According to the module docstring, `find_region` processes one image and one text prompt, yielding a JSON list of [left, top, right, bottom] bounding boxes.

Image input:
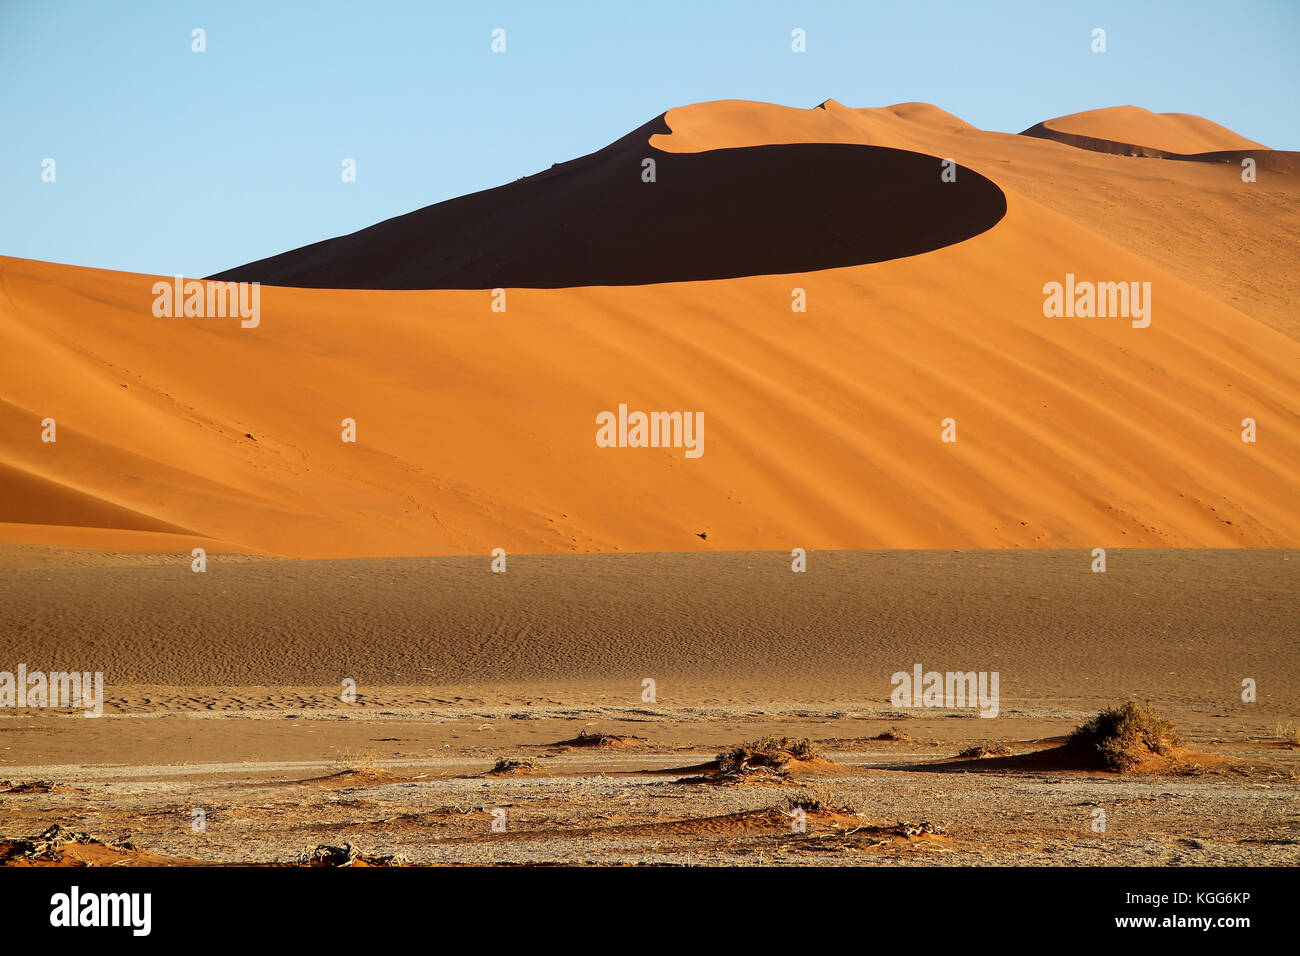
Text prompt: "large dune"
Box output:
[[1, 99, 1298, 557]]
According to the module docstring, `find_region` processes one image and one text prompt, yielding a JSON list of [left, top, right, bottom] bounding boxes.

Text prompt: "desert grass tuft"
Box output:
[[784, 787, 858, 815], [332, 748, 380, 774], [1272, 721, 1299, 747]]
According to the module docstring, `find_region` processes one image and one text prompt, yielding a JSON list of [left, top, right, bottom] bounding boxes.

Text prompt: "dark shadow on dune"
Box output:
[[210, 114, 1007, 290], [897, 744, 1108, 775], [1020, 122, 1300, 173]]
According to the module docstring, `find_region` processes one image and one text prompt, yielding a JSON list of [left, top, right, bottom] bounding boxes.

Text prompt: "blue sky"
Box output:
[[2, 0, 1296, 277]]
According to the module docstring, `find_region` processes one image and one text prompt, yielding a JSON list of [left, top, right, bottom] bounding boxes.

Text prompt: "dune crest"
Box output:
[[209, 129, 1007, 289]]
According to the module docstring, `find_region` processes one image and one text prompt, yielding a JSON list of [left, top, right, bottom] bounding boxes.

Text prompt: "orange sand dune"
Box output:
[[1025, 105, 1267, 156], [1, 99, 1298, 556], [653, 100, 1300, 337]]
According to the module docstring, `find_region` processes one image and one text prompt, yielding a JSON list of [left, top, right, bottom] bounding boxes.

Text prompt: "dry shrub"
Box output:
[[488, 757, 539, 775], [956, 744, 1011, 759], [1068, 700, 1181, 772], [716, 737, 823, 775], [874, 727, 912, 742]]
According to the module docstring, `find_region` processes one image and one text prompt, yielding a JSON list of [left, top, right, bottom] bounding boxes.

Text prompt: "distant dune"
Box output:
[[1022, 105, 1268, 157], [2, 99, 1298, 556]]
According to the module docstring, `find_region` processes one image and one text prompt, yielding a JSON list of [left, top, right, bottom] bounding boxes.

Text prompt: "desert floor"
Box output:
[[1, 546, 1295, 865]]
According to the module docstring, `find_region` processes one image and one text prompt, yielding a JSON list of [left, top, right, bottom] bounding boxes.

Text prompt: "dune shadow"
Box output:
[[897, 745, 1106, 775], [210, 115, 1007, 290]]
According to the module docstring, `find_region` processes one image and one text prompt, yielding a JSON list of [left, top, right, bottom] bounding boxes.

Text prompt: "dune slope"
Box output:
[[1, 99, 1298, 556]]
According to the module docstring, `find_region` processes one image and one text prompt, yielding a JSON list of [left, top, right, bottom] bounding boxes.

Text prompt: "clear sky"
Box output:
[[2, 0, 1296, 278]]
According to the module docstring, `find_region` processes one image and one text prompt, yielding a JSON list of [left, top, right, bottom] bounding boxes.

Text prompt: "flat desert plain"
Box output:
[[0, 546, 1296, 866], [1, 100, 1297, 865]]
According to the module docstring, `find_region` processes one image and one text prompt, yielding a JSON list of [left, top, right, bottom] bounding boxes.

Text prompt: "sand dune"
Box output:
[[1, 99, 1298, 556], [1023, 104, 1267, 156]]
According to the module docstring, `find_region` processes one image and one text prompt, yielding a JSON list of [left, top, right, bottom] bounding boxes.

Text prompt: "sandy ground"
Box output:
[[1, 547, 1296, 701], [1, 546, 1296, 865]]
